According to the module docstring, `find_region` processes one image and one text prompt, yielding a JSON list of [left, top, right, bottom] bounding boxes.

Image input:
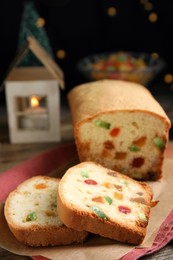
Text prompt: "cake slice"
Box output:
[[4, 176, 88, 247], [68, 79, 171, 180], [57, 161, 154, 245]]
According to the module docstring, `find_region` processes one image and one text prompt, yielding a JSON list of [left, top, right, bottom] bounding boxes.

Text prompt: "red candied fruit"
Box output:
[[110, 127, 120, 137], [104, 140, 114, 149], [118, 205, 131, 214], [132, 157, 144, 168], [84, 179, 98, 185]]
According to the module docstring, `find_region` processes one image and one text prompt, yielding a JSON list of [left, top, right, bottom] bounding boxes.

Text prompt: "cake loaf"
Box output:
[[57, 161, 154, 245], [68, 80, 171, 180], [4, 176, 88, 247]]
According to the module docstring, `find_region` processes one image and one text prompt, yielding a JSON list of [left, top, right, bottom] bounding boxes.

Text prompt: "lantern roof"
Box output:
[[2, 36, 65, 89]]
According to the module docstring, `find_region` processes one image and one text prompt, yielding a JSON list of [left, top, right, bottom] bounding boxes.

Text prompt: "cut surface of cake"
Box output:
[[4, 176, 88, 247], [68, 80, 171, 180], [57, 161, 154, 245]]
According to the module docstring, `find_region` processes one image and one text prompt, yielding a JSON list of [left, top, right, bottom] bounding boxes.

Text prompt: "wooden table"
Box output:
[[0, 100, 173, 259]]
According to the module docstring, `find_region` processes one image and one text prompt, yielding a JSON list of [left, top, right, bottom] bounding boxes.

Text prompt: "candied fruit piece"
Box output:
[[102, 182, 113, 188], [114, 192, 123, 200], [133, 136, 146, 146], [35, 183, 47, 189], [90, 205, 108, 220], [104, 140, 114, 149], [128, 145, 140, 152], [80, 170, 89, 178], [92, 196, 104, 203], [114, 184, 123, 191], [130, 197, 147, 205], [131, 171, 143, 180], [104, 195, 113, 205], [120, 178, 128, 186], [153, 137, 165, 150], [26, 212, 37, 221], [118, 205, 131, 214], [115, 152, 127, 159], [110, 127, 120, 137], [84, 179, 97, 185], [132, 157, 144, 168], [95, 119, 111, 129]]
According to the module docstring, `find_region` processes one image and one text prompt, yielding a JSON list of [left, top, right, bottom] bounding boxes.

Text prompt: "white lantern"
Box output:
[[4, 36, 64, 143]]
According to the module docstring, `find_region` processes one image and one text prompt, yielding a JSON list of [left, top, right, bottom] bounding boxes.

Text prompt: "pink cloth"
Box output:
[[0, 142, 76, 202], [0, 142, 173, 259], [121, 209, 173, 259]]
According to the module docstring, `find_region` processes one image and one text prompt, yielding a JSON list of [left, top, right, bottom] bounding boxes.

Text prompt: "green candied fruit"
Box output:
[[153, 137, 165, 150], [128, 145, 141, 152], [138, 212, 147, 222], [104, 196, 113, 205], [94, 119, 111, 129], [80, 170, 89, 178], [90, 205, 108, 220], [26, 211, 37, 222], [131, 172, 143, 180], [120, 178, 128, 186]]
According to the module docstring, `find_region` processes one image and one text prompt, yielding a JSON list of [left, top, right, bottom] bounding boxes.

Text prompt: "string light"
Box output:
[[139, 0, 158, 23], [36, 17, 45, 27], [144, 2, 153, 11], [148, 12, 158, 23], [139, 2, 172, 85], [151, 52, 159, 59], [53, 1, 171, 87], [56, 49, 66, 59], [164, 74, 173, 84], [107, 7, 117, 17]]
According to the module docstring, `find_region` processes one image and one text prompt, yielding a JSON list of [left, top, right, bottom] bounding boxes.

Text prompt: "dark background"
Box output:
[[0, 0, 173, 98]]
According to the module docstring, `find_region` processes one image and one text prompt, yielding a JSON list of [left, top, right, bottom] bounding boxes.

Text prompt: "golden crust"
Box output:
[[68, 79, 171, 128], [7, 222, 88, 247]]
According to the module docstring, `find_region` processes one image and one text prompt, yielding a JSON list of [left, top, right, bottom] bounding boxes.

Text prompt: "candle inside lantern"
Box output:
[[21, 96, 49, 130], [31, 95, 39, 108]]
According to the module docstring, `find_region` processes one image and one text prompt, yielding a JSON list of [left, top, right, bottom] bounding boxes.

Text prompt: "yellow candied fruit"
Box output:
[[92, 196, 104, 203], [114, 192, 123, 200], [45, 210, 56, 217], [35, 183, 47, 189], [115, 152, 127, 159], [133, 136, 147, 147], [102, 182, 113, 188]]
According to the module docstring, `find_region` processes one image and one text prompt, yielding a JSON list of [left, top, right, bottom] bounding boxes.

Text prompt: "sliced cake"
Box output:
[[57, 161, 154, 245], [4, 176, 88, 247]]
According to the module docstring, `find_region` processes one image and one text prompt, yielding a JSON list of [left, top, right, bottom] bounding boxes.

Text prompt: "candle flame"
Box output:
[[31, 96, 39, 108]]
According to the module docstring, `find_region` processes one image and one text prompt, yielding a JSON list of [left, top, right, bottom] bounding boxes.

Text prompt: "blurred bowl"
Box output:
[[77, 51, 166, 86]]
